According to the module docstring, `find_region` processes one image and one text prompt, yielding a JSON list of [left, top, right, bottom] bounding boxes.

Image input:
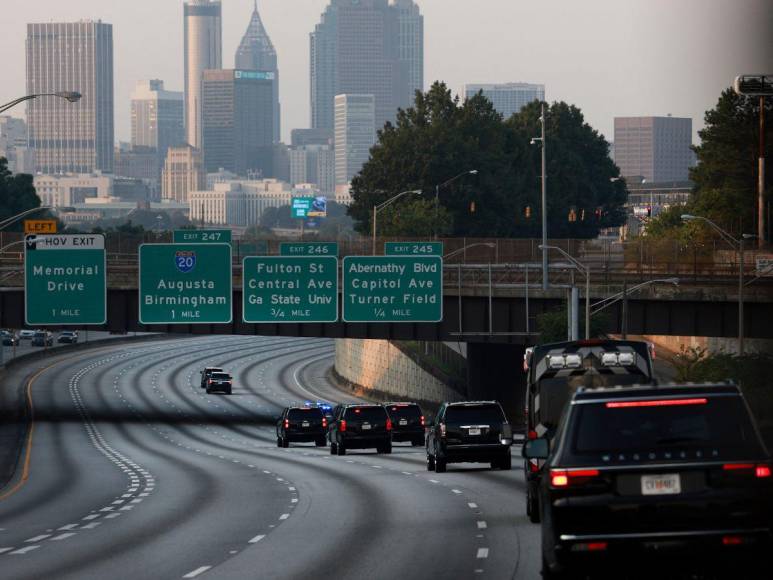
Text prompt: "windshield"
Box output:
[[566, 396, 764, 464], [210, 373, 230, 380], [386, 405, 421, 419], [445, 405, 504, 426], [288, 408, 323, 421]]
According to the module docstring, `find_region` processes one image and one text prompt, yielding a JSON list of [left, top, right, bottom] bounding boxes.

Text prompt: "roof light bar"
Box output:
[[606, 398, 708, 409]]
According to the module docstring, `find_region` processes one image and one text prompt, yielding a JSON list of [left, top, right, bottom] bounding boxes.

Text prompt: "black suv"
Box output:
[[276, 406, 327, 448], [328, 404, 392, 455], [384, 402, 425, 446], [524, 383, 772, 579], [31, 331, 53, 347], [204, 372, 232, 394], [426, 401, 513, 473], [200, 367, 223, 389]]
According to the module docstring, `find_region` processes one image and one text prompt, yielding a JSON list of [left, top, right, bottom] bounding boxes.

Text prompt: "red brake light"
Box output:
[[420, 415, 425, 427], [756, 465, 771, 478], [386, 418, 392, 431], [322, 417, 328, 428], [354, 409, 361, 414], [606, 398, 707, 408], [527, 429, 538, 440], [550, 469, 600, 488], [439, 423, 446, 437], [340, 419, 347, 432], [571, 541, 608, 552], [722, 535, 744, 546], [723, 463, 755, 471], [284, 418, 289, 429]]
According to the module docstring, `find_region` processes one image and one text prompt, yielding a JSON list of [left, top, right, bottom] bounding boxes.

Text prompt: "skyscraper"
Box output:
[[184, 0, 222, 148], [162, 145, 204, 202], [311, 0, 420, 132], [200, 69, 275, 177], [335, 94, 376, 185], [26, 21, 114, 174], [131, 80, 184, 161], [395, 0, 424, 104], [463, 83, 545, 119], [614, 116, 693, 182], [235, 1, 280, 143]]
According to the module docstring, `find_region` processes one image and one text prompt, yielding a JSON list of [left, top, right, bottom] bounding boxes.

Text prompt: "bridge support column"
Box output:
[[466, 343, 527, 427]]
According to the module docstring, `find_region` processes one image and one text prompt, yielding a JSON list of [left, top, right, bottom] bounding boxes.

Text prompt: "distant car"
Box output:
[[1, 330, 19, 346], [524, 383, 773, 579], [384, 402, 425, 446], [31, 331, 53, 347], [18, 329, 37, 340], [204, 372, 232, 394], [200, 367, 223, 389], [276, 406, 327, 448], [426, 401, 513, 473], [328, 404, 392, 455], [57, 331, 79, 344]]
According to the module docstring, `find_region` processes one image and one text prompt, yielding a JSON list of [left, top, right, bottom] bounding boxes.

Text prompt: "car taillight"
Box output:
[[420, 415, 425, 427], [722, 536, 744, 546], [606, 398, 707, 408], [723, 463, 771, 478], [571, 541, 608, 552], [340, 420, 346, 432], [284, 419, 289, 429], [322, 417, 327, 428], [439, 423, 446, 437], [527, 430, 538, 440], [386, 418, 392, 431], [550, 469, 600, 488]]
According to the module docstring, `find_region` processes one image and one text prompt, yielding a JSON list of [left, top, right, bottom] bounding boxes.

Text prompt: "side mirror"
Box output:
[[522, 438, 549, 459]]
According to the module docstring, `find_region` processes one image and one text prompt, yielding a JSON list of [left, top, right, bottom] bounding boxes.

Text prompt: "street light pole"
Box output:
[[372, 189, 422, 255], [540, 244, 590, 339], [0, 91, 82, 115], [0, 206, 53, 231], [540, 104, 548, 290], [434, 170, 478, 240]]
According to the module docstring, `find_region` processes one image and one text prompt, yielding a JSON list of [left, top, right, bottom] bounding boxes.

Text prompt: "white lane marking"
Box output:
[[371, 465, 382, 469], [468, 503, 478, 509], [81, 522, 102, 530], [248, 534, 266, 544], [0, 548, 15, 554], [57, 524, 79, 531], [476, 548, 489, 559], [429, 479, 439, 484], [183, 566, 212, 578], [279, 513, 290, 520], [402, 471, 412, 475], [10, 546, 40, 554], [477, 521, 488, 529], [104, 513, 122, 519], [288, 487, 295, 491], [451, 489, 462, 494], [25, 535, 50, 543], [82, 514, 100, 520], [50, 533, 77, 541], [291, 498, 298, 503]]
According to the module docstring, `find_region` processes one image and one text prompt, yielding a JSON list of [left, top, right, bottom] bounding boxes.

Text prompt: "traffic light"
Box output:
[[580, 209, 585, 221], [524, 205, 532, 219], [568, 209, 577, 222], [470, 201, 476, 213]]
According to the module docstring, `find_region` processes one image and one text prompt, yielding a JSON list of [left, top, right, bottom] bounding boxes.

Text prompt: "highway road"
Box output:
[[0, 335, 540, 580]]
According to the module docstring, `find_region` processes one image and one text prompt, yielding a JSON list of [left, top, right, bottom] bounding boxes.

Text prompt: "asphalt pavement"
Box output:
[[0, 335, 541, 580]]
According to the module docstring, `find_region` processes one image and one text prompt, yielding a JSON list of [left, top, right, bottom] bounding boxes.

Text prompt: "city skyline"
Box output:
[[2, 0, 770, 146]]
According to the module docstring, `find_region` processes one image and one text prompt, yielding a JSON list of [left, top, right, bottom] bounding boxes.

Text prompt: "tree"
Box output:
[[0, 157, 42, 228], [376, 198, 452, 237], [535, 307, 610, 343], [348, 82, 627, 238]]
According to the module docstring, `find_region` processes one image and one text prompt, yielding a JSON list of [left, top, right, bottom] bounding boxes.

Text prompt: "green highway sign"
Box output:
[[291, 197, 313, 219], [139, 243, 232, 324], [384, 242, 443, 256], [280, 242, 339, 257], [243, 256, 338, 323], [173, 229, 232, 244], [25, 234, 106, 325], [342, 256, 443, 323]]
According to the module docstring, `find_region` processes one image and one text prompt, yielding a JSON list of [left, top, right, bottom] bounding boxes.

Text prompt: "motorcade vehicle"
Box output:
[[523, 383, 772, 579], [426, 401, 512, 473], [200, 367, 223, 389], [384, 402, 425, 446], [276, 406, 327, 448], [31, 330, 54, 347], [1, 330, 19, 346], [205, 372, 232, 395], [57, 330, 79, 344], [328, 404, 392, 455], [18, 329, 37, 340], [523, 339, 656, 522]]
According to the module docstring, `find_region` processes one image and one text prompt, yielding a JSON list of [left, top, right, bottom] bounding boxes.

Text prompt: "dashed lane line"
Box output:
[[182, 566, 212, 578], [476, 548, 490, 559], [248, 535, 266, 544]]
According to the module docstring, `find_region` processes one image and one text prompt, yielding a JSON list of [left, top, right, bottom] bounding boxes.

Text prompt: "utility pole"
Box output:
[[540, 103, 548, 289], [759, 95, 766, 248], [621, 280, 628, 339]]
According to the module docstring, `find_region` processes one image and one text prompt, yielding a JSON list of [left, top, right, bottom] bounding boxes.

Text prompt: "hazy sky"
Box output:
[[1, 0, 771, 144]]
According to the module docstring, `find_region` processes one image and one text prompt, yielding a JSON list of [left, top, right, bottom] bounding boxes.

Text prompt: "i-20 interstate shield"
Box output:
[[175, 250, 197, 273]]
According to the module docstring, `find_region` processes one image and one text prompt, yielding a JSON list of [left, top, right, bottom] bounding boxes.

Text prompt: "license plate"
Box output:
[[301, 421, 310, 428], [361, 423, 371, 430], [468, 428, 481, 436], [641, 473, 681, 495], [399, 419, 408, 426]]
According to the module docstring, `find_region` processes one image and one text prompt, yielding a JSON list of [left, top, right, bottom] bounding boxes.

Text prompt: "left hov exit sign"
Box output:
[[24, 234, 107, 325]]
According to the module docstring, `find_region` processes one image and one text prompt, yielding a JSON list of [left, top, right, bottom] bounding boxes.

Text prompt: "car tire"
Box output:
[[276, 437, 282, 448], [411, 438, 423, 447], [382, 443, 392, 455], [427, 454, 435, 471], [337, 443, 346, 456], [435, 457, 446, 473], [281, 437, 289, 448], [330, 442, 337, 455], [527, 481, 541, 524], [499, 454, 512, 471], [315, 437, 326, 447], [205, 388, 211, 394], [225, 389, 232, 395]]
